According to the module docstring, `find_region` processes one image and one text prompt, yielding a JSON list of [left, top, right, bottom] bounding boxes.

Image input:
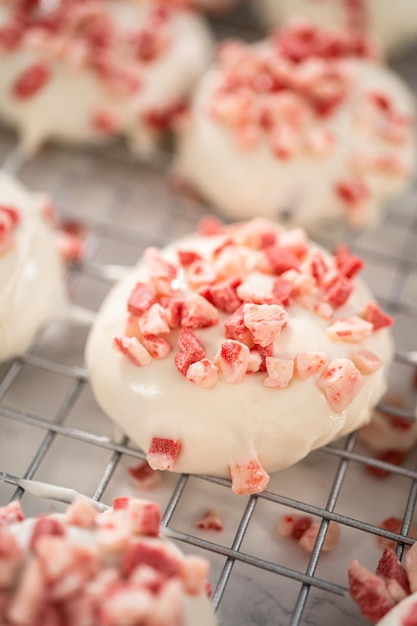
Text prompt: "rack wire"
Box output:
[[1, 13, 417, 626]]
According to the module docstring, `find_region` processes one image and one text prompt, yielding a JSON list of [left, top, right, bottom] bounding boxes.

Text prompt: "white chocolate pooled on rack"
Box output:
[[0, 498, 217, 626], [176, 22, 415, 230], [0, 171, 67, 363], [86, 217, 393, 495], [256, 0, 417, 57], [0, 0, 213, 154]]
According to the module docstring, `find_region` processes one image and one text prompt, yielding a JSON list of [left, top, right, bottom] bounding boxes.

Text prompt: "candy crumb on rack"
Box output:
[[277, 514, 340, 553], [195, 509, 224, 532], [127, 460, 162, 490], [377, 518, 417, 551]]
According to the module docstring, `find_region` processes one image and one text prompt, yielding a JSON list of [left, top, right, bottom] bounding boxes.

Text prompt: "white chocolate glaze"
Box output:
[[376, 591, 417, 625], [85, 219, 393, 490], [176, 28, 415, 230], [257, 0, 417, 56], [2, 501, 217, 626], [0, 171, 67, 363], [0, 1, 213, 154]]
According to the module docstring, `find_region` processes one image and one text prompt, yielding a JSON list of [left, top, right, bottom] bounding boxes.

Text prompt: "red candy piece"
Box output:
[[0, 205, 20, 228], [318, 358, 364, 413], [127, 282, 157, 316], [0, 500, 24, 524], [363, 301, 394, 330], [128, 461, 161, 489], [178, 249, 202, 266], [348, 559, 396, 622], [174, 328, 205, 376], [277, 515, 312, 540], [196, 509, 223, 532], [207, 277, 242, 314], [224, 305, 254, 346], [12, 62, 51, 99], [122, 540, 181, 578], [336, 178, 370, 207], [333, 244, 364, 278], [325, 276, 353, 308], [376, 547, 410, 595], [264, 244, 300, 275], [230, 459, 270, 495], [91, 111, 119, 135], [147, 437, 180, 471], [29, 517, 66, 550], [366, 449, 406, 478]]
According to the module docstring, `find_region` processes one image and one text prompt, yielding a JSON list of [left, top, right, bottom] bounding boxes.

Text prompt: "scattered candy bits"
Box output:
[[277, 514, 341, 553]]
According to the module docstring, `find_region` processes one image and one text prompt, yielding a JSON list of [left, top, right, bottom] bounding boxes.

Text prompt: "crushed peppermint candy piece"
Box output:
[[215, 339, 250, 384], [350, 349, 383, 375], [294, 352, 327, 379], [318, 358, 365, 412], [127, 282, 157, 317], [362, 301, 394, 330], [186, 358, 218, 388], [277, 514, 340, 553], [182, 293, 219, 329], [147, 437, 181, 471], [175, 328, 205, 376], [114, 336, 153, 366], [243, 303, 288, 347], [377, 517, 417, 551], [195, 509, 223, 531], [128, 461, 161, 490], [230, 459, 270, 495], [264, 357, 294, 388]]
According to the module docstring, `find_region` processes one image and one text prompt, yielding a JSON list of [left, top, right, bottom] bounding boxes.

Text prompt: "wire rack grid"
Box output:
[[1, 18, 417, 626]]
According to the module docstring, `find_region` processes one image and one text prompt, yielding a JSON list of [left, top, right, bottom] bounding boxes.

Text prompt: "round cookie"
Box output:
[[256, 0, 417, 57], [0, 497, 217, 626], [0, 170, 67, 363], [176, 21, 415, 230], [86, 217, 393, 495], [0, 0, 213, 154]]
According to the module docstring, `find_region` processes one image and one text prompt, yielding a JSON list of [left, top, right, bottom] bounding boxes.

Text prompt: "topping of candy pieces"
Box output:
[[264, 357, 294, 388], [318, 358, 364, 412], [114, 336, 153, 367], [230, 458, 270, 495], [294, 352, 327, 379], [362, 301, 394, 330], [11, 62, 51, 99], [327, 316, 373, 342], [243, 303, 289, 347], [175, 328, 205, 376], [215, 339, 250, 384], [186, 358, 218, 388]]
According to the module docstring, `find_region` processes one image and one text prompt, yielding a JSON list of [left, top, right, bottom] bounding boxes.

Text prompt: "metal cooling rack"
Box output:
[[1, 11, 417, 626]]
